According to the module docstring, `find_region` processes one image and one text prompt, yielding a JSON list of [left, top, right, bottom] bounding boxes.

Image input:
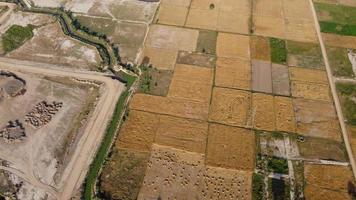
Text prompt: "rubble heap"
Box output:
[[0, 71, 26, 102], [25, 101, 63, 128], [0, 120, 26, 143]]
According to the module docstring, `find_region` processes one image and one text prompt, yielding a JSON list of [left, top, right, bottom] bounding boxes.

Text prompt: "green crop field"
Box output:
[[2, 25, 34, 53]]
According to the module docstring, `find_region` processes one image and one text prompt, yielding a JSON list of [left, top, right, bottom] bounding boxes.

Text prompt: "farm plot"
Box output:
[[6, 22, 101, 70], [326, 46, 354, 77], [196, 30, 217, 55], [304, 164, 353, 200], [145, 25, 199, 52], [286, 40, 324, 69], [252, 93, 275, 131], [209, 87, 251, 127], [293, 98, 341, 141], [322, 33, 356, 49], [176, 51, 216, 68], [250, 36, 271, 61], [154, 115, 208, 153], [289, 67, 328, 84], [216, 33, 250, 59], [142, 47, 177, 70], [99, 149, 150, 200], [167, 64, 213, 103], [291, 81, 331, 101], [252, 60, 273, 93], [116, 110, 159, 152], [130, 94, 209, 120], [253, 0, 317, 42], [206, 123, 255, 171], [138, 66, 173, 97], [271, 64, 290, 96], [215, 57, 251, 90], [185, 0, 251, 34], [274, 96, 296, 133], [154, 0, 190, 26], [137, 144, 252, 200]]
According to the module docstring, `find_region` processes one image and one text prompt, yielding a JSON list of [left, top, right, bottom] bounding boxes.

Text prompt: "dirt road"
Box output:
[[308, 0, 356, 180], [0, 57, 125, 199]]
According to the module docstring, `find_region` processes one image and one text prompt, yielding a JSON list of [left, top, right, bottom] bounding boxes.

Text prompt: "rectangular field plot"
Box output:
[[304, 164, 353, 200], [137, 144, 253, 200], [155, 3, 189, 26], [293, 99, 341, 141], [216, 33, 250, 59], [145, 25, 199, 52], [143, 47, 178, 70], [215, 57, 251, 90], [167, 64, 213, 103], [291, 81, 331, 102], [250, 36, 271, 61], [206, 123, 255, 171], [275, 96, 296, 133], [130, 94, 209, 120], [116, 110, 159, 152], [289, 67, 328, 84], [209, 87, 251, 127], [252, 93, 275, 131], [155, 115, 208, 153], [272, 64, 290, 96], [252, 60, 273, 93], [176, 51, 216, 68]]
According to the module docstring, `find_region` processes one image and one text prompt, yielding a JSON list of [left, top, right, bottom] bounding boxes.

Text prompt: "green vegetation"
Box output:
[[327, 47, 354, 77], [315, 3, 356, 36], [292, 161, 305, 199], [139, 66, 153, 93], [337, 82, 356, 125], [267, 157, 288, 174], [252, 173, 264, 200], [83, 73, 137, 200], [270, 38, 287, 64], [2, 25, 34, 53]]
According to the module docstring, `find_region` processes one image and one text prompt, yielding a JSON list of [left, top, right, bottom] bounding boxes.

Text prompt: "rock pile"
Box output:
[[25, 101, 63, 128], [0, 120, 26, 143]]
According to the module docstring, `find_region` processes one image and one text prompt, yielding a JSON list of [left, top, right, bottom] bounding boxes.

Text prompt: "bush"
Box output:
[[2, 25, 34, 53], [252, 173, 264, 200], [267, 157, 289, 174]]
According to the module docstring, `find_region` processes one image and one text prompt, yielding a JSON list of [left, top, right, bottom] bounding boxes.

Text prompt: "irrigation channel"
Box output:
[[0, 0, 140, 199]]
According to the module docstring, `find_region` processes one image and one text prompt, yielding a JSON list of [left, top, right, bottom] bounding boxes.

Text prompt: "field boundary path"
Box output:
[[308, 0, 356, 180]]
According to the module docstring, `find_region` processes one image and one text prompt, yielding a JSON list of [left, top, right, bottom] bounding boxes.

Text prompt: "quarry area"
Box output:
[[0, 0, 356, 200]]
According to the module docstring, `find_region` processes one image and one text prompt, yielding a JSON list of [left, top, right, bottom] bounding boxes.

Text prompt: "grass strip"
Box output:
[[320, 21, 356, 36], [2, 25, 34, 53], [270, 38, 287, 64], [83, 74, 136, 200]]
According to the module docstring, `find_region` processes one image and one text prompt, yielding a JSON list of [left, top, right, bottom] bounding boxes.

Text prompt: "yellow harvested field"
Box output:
[[185, 8, 219, 31], [253, 16, 285, 39], [274, 96, 296, 133], [155, 115, 208, 153], [209, 87, 252, 127], [252, 93, 275, 131], [143, 47, 178, 70], [161, 0, 191, 6], [305, 164, 353, 191], [190, 0, 220, 9], [283, 0, 313, 20], [217, 11, 250, 34], [250, 36, 271, 61], [215, 57, 251, 90], [116, 110, 159, 152], [216, 33, 250, 59], [291, 81, 331, 102], [289, 67, 328, 84], [304, 185, 352, 200], [206, 123, 255, 171], [322, 33, 356, 49], [293, 99, 342, 141], [146, 25, 199, 51], [167, 64, 213, 103], [138, 145, 252, 200], [156, 4, 189, 26], [254, 0, 283, 18], [284, 18, 317, 43], [130, 94, 209, 120]]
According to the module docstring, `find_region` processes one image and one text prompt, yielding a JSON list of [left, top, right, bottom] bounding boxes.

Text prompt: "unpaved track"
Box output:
[[0, 57, 125, 200], [308, 0, 356, 180]]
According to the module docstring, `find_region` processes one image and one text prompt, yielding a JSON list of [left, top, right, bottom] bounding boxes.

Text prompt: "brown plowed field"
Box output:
[[209, 87, 251, 127], [250, 36, 271, 61], [206, 123, 255, 171]]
